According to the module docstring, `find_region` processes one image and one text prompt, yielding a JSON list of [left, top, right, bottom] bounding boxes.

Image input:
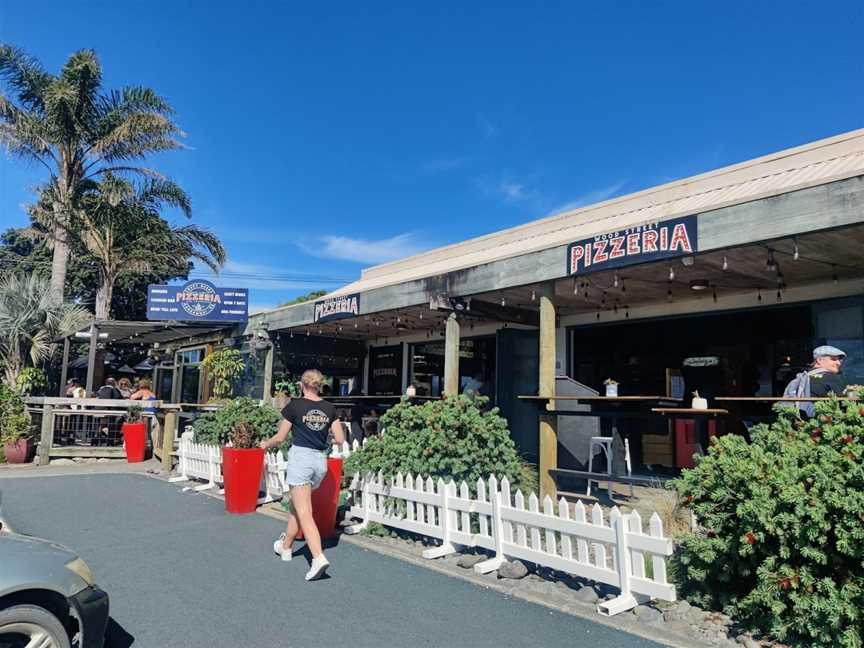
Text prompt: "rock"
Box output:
[[675, 600, 692, 614], [742, 639, 761, 648], [634, 604, 664, 626], [497, 560, 528, 580], [81, 457, 99, 464], [457, 554, 486, 569], [572, 585, 600, 604], [49, 458, 75, 466], [96, 457, 114, 463]]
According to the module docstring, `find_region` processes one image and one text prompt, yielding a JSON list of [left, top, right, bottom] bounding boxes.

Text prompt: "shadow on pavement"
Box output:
[[105, 617, 135, 647]]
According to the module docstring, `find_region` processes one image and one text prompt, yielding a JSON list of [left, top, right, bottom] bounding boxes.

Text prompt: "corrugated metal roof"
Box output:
[[278, 129, 864, 308]]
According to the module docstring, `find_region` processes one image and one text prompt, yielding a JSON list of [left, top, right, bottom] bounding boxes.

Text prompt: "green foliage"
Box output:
[[193, 397, 285, 448], [125, 405, 143, 424], [673, 399, 864, 648], [273, 373, 300, 397], [278, 290, 326, 307], [343, 395, 527, 491], [201, 348, 245, 400], [15, 367, 46, 395], [0, 382, 30, 444]]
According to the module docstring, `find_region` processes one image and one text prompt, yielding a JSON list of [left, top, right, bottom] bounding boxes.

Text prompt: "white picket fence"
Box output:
[[343, 470, 676, 616]]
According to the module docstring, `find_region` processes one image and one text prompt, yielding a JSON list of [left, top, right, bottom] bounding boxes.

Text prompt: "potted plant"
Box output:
[[122, 405, 147, 463], [603, 378, 619, 397], [221, 421, 265, 514], [1, 384, 32, 464]]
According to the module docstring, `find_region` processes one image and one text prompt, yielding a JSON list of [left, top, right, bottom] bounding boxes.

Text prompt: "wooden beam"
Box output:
[[37, 405, 54, 466], [58, 337, 70, 396], [85, 321, 98, 395], [262, 343, 275, 402], [538, 283, 557, 501], [443, 313, 461, 397], [161, 411, 178, 472], [465, 299, 540, 326]]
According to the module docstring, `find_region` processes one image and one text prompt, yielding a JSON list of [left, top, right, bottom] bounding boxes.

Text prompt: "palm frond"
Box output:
[[0, 43, 51, 111], [171, 225, 226, 273]]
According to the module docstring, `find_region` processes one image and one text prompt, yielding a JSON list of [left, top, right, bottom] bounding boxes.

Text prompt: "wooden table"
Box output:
[[715, 396, 859, 402]]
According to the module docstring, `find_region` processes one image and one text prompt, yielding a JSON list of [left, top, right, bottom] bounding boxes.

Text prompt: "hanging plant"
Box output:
[[201, 348, 245, 401]]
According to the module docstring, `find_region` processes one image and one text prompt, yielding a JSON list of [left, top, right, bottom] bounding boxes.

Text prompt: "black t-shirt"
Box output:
[[97, 385, 121, 399], [809, 371, 846, 397], [281, 398, 337, 451]]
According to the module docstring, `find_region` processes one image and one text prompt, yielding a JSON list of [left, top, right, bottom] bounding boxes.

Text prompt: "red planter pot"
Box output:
[[122, 422, 147, 463], [222, 447, 265, 514], [3, 438, 33, 464], [297, 457, 343, 540]]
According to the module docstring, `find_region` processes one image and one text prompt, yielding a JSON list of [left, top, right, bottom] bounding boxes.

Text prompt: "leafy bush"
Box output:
[[15, 367, 46, 396], [0, 382, 30, 444], [673, 398, 864, 648], [193, 397, 285, 448], [201, 348, 245, 401], [343, 395, 528, 492]]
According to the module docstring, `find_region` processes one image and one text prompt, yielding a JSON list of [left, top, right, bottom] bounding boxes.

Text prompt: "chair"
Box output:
[[586, 436, 633, 499]]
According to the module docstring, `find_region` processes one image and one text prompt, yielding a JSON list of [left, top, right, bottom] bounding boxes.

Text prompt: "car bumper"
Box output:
[[69, 585, 110, 648]]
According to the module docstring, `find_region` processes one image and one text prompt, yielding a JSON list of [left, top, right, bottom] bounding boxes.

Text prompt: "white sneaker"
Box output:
[[273, 533, 291, 561], [305, 554, 330, 581]]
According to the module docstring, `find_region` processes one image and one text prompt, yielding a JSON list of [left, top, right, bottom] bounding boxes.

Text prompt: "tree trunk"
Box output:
[[95, 274, 115, 320], [50, 222, 69, 302]]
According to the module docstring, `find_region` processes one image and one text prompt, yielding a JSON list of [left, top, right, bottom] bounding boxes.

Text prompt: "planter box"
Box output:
[[3, 438, 34, 464], [222, 447, 265, 514]]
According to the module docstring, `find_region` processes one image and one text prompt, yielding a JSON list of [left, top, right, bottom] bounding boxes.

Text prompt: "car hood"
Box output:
[[0, 533, 90, 598]]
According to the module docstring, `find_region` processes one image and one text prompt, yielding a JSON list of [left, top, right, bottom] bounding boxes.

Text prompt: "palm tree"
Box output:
[[0, 273, 90, 386], [0, 45, 184, 300], [51, 174, 226, 319]]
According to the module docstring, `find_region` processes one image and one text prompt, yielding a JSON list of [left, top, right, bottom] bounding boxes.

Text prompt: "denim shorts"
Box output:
[[285, 445, 328, 489]]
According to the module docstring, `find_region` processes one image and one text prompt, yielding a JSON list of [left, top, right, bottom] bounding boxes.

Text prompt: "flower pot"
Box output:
[[3, 438, 33, 464], [122, 422, 147, 463], [222, 447, 265, 514], [296, 457, 343, 541]]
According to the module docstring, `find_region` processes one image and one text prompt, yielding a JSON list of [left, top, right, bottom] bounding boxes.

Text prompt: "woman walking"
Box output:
[[259, 369, 345, 581]]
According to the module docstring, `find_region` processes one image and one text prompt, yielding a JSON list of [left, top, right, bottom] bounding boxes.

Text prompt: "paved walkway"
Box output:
[[0, 473, 665, 648]]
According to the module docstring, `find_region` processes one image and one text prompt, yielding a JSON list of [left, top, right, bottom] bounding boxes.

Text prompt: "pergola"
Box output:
[[59, 319, 234, 395]]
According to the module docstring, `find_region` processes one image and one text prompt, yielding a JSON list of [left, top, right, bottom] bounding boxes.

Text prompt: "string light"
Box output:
[[776, 289, 783, 302], [667, 283, 673, 302], [757, 288, 762, 303], [722, 254, 728, 271], [601, 291, 607, 306], [596, 309, 600, 321], [625, 306, 630, 319], [531, 289, 536, 301], [793, 238, 800, 261], [573, 278, 579, 296], [620, 278, 626, 294], [501, 297, 506, 307], [613, 271, 619, 288], [668, 266, 675, 281], [766, 250, 777, 273], [712, 287, 718, 304], [832, 265, 839, 284]]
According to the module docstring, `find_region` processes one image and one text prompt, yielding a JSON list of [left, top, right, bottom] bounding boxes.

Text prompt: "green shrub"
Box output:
[[0, 382, 30, 445], [192, 397, 285, 448], [343, 395, 528, 492], [673, 398, 864, 648]]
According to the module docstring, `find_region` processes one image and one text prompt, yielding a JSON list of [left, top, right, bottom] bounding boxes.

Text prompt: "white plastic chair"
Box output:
[[587, 436, 633, 499]]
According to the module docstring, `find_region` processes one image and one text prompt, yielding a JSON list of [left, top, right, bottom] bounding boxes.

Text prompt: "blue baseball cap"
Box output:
[[813, 345, 846, 359]]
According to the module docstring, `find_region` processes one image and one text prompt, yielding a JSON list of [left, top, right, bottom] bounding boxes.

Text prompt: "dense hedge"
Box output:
[[192, 397, 285, 448], [343, 395, 531, 492], [674, 398, 864, 647]]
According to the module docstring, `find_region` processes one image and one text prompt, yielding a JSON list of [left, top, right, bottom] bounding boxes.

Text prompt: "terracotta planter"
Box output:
[[222, 447, 265, 514], [3, 438, 33, 464]]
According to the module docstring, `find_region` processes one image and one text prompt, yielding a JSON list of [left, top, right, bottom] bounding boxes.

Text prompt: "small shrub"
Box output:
[[201, 348, 245, 401], [230, 421, 256, 449], [15, 367, 46, 396], [125, 405, 143, 424], [193, 397, 285, 448], [343, 395, 528, 492], [0, 383, 30, 445], [673, 398, 864, 648]]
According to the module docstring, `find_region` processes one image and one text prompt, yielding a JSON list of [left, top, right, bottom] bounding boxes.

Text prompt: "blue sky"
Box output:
[[1, 1, 862, 312]]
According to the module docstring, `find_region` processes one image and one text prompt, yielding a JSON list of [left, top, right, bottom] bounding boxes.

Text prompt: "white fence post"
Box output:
[[344, 473, 371, 534], [598, 507, 638, 616], [168, 434, 191, 482], [474, 475, 505, 574], [423, 479, 458, 559]]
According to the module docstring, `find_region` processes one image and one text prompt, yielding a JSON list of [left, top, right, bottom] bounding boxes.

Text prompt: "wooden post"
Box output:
[[162, 411, 178, 472], [262, 342, 275, 403], [538, 283, 558, 501], [85, 321, 99, 396], [443, 313, 461, 397], [58, 337, 70, 396], [37, 405, 54, 466]]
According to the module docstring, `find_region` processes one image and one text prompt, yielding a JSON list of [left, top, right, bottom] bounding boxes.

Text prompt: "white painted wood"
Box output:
[[514, 490, 528, 547], [528, 493, 542, 551], [574, 501, 590, 564], [649, 512, 668, 586], [477, 477, 489, 538], [543, 496, 557, 556], [591, 504, 607, 569], [558, 498, 572, 561], [426, 476, 437, 527], [459, 482, 471, 534], [500, 477, 514, 543], [629, 510, 646, 580]]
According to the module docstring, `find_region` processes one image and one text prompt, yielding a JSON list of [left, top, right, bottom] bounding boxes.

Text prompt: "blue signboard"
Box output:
[[566, 214, 698, 276], [146, 280, 248, 322]]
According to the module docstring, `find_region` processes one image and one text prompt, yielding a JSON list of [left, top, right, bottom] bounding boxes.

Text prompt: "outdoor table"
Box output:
[[651, 407, 729, 459], [518, 395, 683, 494]]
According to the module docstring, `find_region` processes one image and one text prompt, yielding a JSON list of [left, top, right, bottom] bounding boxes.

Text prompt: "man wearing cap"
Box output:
[[808, 345, 847, 397]]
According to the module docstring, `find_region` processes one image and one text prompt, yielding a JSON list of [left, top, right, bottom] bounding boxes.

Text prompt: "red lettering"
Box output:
[[571, 245, 584, 272], [669, 223, 692, 252], [609, 236, 626, 259], [593, 239, 609, 264], [584, 243, 592, 267], [660, 227, 669, 251], [626, 233, 640, 255], [642, 230, 658, 252]]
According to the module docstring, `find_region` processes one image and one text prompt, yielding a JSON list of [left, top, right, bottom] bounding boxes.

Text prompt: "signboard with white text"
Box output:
[[313, 293, 360, 323], [146, 280, 248, 322]]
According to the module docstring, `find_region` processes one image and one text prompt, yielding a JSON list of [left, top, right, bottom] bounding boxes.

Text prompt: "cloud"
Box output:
[[476, 174, 538, 205], [303, 233, 431, 265], [547, 181, 627, 215]]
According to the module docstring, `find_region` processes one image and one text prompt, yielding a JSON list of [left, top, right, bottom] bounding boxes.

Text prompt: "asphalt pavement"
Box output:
[[0, 473, 665, 648]]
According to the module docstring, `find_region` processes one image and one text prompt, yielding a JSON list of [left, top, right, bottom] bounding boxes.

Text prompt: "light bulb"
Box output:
[[766, 250, 777, 272], [531, 290, 536, 301], [793, 239, 800, 261], [757, 288, 762, 303], [501, 297, 506, 307], [573, 279, 579, 296], [668, 266, 675, 281], [712, 288, 717, 304], [613, 272, 619, 288], [722, 254, 728, 271]]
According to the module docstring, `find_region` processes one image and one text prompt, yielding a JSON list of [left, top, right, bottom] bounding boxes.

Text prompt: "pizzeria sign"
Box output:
[[313, 293, 360, 323], [566, 214, 698, 275]]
